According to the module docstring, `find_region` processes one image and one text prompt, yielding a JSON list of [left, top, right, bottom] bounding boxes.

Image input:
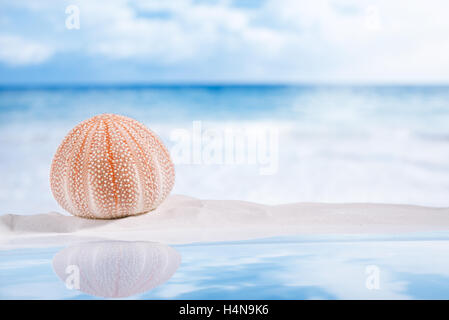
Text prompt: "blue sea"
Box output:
[[1, 85, 449, 299]]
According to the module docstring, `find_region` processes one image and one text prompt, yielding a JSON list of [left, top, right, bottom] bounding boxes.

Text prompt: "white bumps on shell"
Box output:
[[50, 113, 175, 219]]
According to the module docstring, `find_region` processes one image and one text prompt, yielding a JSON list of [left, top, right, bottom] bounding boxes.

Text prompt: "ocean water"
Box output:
[[0, 85, 448, 214], [1, 232, 449, 300]]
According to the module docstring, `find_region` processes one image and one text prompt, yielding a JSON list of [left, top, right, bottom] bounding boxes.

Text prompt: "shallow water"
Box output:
[[1, 232, 449, 300]]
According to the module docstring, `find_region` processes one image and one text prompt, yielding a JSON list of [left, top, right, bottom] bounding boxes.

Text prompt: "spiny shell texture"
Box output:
[[52, 241, 181, 298], [50, 114, 175, 219]]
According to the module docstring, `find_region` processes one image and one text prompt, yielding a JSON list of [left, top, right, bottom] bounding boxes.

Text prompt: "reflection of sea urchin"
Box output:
[[50, 114, 175, 219], [52, 241, 181, 298]]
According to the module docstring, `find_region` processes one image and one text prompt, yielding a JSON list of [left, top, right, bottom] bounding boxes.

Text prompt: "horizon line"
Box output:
[[1, 82, 449, 90]]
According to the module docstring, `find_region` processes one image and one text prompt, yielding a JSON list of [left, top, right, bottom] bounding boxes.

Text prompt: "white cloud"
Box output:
[[0, 34, 53, 66], [80, 0, 286, 64], [1, 0, 449, 81]]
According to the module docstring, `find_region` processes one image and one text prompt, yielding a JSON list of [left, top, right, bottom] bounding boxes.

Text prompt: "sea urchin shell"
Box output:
[[50, 114, 175, 219]]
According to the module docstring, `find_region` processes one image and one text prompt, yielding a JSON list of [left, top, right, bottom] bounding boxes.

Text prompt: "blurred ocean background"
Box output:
[[1, 85, 449, 214], [1, 0, 449, 214]]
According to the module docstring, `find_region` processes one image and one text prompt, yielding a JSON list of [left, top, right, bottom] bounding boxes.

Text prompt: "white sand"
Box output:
[[1, 195, 449, 249]]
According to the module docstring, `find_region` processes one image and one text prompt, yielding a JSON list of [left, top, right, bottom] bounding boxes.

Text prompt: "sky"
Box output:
[[0, 0, 448, 84]]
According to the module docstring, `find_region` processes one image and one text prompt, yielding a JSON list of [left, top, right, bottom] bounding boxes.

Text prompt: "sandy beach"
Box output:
[[1, 194, 449, 249]]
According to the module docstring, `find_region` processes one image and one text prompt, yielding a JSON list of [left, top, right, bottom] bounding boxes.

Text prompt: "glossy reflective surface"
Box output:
[[1, 232, 449, 299], [52, 241, 181, 298]]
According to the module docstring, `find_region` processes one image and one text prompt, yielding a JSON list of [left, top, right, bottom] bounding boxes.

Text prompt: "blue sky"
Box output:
[[0, 0, 448, 84]]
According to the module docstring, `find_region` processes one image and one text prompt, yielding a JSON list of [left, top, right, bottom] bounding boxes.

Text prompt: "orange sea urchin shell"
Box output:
[[50, 114, 175, 219]]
